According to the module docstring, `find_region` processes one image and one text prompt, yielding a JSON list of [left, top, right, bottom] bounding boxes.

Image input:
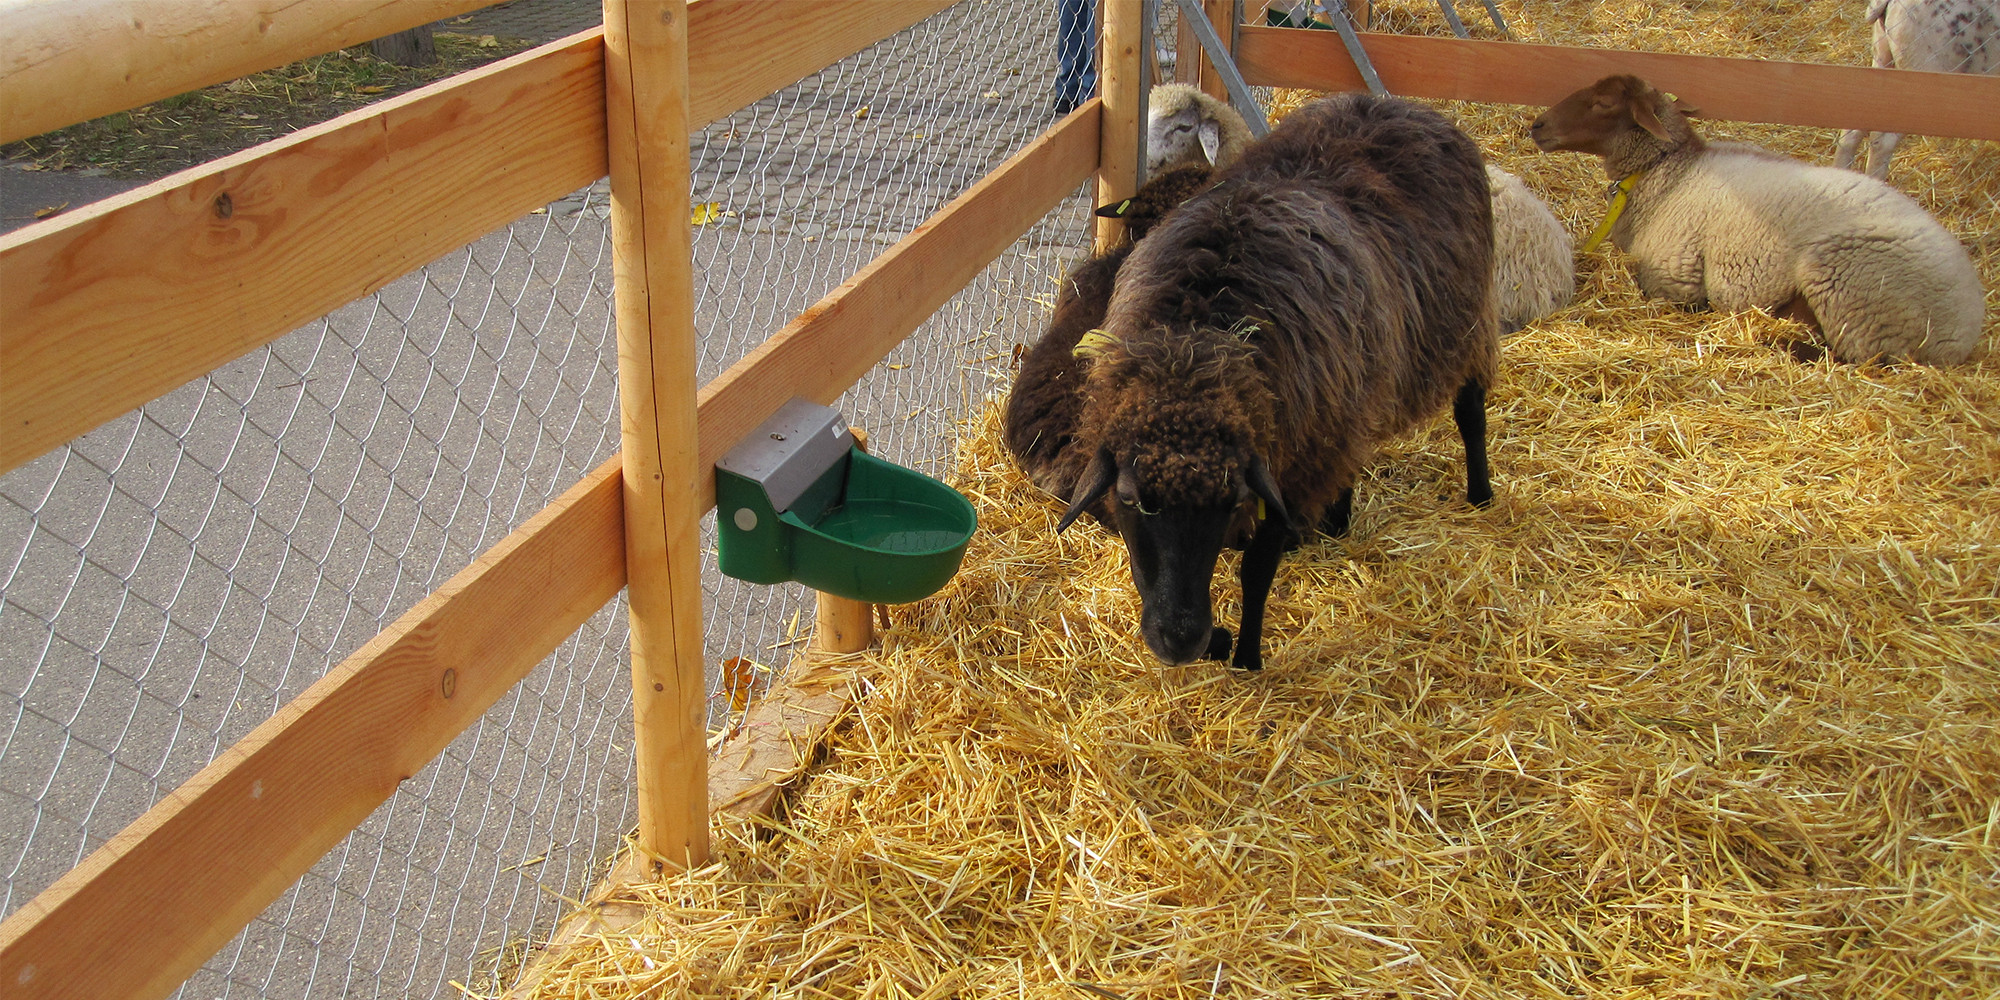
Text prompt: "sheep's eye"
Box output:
[[1168, 122, 1192, 134], [1116, 483, 1156, 515]]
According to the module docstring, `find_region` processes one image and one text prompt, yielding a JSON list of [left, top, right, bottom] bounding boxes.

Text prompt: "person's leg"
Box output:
[[1054, 0, 1098, 113]]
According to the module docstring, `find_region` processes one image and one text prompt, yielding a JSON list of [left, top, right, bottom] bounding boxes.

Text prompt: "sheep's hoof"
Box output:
[[1230, 645, 1262, 672], [1203, 627, 1233, 662]]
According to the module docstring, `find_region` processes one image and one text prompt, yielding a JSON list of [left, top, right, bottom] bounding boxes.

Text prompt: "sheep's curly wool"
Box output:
[[1083, 91, 1497, 532], [1004, 166, 1218, 505], [1485, 165, 1573, 334], [1088, 333, 1267, 510]]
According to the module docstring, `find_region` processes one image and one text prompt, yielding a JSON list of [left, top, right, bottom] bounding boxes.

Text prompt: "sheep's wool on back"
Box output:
[[1618, 142, 1984, 364]]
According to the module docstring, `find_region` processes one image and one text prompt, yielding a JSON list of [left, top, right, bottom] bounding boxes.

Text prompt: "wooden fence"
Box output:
[[1, 2, 1996, 998]]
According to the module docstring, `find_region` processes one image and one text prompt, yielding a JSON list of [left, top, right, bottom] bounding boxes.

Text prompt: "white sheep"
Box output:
[[1533, 74, 1984, 365], [1147, 83, 1255, 172], [1485, 165, 1574, 334], [1835, 0, 2000, 179]]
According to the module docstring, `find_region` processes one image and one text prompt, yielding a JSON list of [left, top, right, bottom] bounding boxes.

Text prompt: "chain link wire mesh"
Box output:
[[0, 2, 1091, 997], [6, 0, 1994, 997]]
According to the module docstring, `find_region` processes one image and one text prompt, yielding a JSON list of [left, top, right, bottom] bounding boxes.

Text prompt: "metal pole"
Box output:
[[1314, 0, 1389, 97]]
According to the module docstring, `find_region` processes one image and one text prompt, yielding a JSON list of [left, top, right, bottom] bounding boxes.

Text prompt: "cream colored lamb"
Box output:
[[1532, 74, 1983, 365], [1147, 83, 1255, 172], [1486, 165, 1574, 334]]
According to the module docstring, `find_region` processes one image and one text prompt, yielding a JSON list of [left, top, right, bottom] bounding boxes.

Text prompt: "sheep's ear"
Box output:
[[1245, 456, 1290, 529], [1198, 120, 1222, 165], [1669, 93, 1702, 118], [1094, 198, 1134, 220], [1631, 91, 1673, 142], [1057, 448, 1117, 533]]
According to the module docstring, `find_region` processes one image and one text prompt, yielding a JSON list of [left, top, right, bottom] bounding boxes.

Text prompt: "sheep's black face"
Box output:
[[1111, 498, 1237, 666]]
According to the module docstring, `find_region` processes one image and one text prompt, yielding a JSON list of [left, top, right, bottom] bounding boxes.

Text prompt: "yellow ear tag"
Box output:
[[1257, 497, 1266, 520], [1582, 171, 1644, 254], [1072, 329, 1118, 358]]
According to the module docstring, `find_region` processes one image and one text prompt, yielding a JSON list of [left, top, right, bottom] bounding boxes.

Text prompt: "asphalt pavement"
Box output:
[[1, 0, 606, 236]]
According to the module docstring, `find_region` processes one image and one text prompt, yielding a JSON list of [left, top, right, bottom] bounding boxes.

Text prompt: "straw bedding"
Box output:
[[521, 21, 1999, 1000]]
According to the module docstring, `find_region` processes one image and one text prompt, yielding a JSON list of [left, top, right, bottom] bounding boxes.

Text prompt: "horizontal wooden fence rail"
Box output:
[[694, 103, 1102, 508], [1235, 26, 2000, 141], [0, 455, 630, 1000], [0, 30, 608, 478], [0, 0, 494, 146], [0, 93, 1100, 1000], [0, 0, 954, 478]]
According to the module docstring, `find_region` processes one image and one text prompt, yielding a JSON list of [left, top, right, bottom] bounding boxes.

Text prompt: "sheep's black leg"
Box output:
[[1453, 379, 1493, 508], [1231, 514, 1289, 672], [1203, 626, 1233, 661], [1320, 487, 1355, 539]]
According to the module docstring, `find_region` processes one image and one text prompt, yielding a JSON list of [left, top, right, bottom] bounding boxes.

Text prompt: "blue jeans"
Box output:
[[1055, 0, 1098, 107]]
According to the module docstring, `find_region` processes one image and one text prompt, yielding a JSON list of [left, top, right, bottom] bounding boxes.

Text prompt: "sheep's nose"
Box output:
[[1144, 617, 1214, 665]]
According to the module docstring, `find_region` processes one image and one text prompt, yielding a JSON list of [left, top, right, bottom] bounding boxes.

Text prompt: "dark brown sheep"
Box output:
[[1059, 93, 1498, 671], [1003, 165, 1216, 508]]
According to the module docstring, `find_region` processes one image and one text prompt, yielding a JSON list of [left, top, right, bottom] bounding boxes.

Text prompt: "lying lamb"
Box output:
[[1532, 73, 1984, 365], [1485, 165, 1574, 334], [1060, 93, 1498, 672]]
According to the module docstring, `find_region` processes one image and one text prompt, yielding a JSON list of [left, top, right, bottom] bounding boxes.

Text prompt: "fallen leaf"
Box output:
[[983, 91, 1000, 99], [887, 363, 909, 370], [33, 202, 70, 219], [690, 201, 724, 225], [477, 35, 500, 48], [355, 85, 387, 95], [853, 106, 871, 120], [722, 657, 759, 711]]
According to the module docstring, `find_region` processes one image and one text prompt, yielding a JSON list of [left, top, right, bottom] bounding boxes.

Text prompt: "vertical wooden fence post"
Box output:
[[1198, 0, 1238, 102], [814, 430, 874, 654], [1096, 0, 1144, 251], [604, 0, 710, 871]]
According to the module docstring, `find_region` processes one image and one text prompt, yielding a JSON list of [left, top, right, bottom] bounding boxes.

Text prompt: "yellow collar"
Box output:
[[1072, 328, 1118, 358], [1582, 171, 1643, 253]]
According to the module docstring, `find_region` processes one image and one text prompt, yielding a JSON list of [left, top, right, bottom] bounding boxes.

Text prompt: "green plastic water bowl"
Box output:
[[716, 401, 976, 605]]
